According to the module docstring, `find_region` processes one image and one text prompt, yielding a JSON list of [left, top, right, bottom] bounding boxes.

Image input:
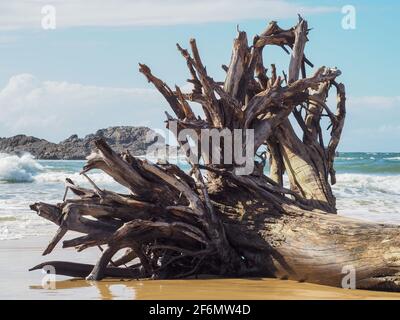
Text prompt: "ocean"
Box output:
[[0, 152, 399, 240]]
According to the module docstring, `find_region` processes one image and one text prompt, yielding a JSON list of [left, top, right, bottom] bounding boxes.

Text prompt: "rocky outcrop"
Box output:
[[0, 126, 166, 160]]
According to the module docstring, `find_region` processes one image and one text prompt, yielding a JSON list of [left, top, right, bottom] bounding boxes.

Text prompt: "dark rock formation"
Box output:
[[0, 126, 165, 160]]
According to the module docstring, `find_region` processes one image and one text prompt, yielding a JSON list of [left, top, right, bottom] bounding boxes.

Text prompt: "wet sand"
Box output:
[[2, 236, 400, 300]]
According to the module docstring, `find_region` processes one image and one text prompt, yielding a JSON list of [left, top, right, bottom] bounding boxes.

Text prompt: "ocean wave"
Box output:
[[0, 216, 54, 240], [0, 153, 121, 188], [334, 173, 400, 195], [336, 157, 364, 160], [0, 215, 17, 222], [34, 171, 117, 185], [334, 173, 400, 224], [0, 153, 43, 182], [1, 155, 400, 240]]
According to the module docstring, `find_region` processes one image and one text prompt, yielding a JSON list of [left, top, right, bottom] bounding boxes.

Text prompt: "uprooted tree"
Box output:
[[30, 16, 400, 292]]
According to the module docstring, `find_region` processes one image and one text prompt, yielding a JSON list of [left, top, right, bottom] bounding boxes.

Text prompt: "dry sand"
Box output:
[[1, 235, 400, 300]]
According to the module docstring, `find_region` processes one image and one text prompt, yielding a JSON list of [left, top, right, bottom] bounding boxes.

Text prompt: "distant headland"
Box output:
[[0, 126, 166, 160]]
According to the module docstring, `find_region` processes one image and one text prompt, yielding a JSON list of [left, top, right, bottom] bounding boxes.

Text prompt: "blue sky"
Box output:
[[0, 0, 399, 151]]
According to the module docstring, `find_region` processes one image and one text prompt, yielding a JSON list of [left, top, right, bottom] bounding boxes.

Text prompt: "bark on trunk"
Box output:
[[29, 16, 400, 292], [213, 187, 400, 291]]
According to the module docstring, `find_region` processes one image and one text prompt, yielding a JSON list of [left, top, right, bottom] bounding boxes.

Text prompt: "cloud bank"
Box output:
[[0, 74, 165, 142], [0, 0, 337, 30], [1, 73, 398, 150], [348, 96, 400, 109], [343, 96, 400, 151]]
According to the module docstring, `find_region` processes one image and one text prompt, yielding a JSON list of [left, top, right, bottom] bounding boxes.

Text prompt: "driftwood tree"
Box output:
[[30, 17, 400, 292]]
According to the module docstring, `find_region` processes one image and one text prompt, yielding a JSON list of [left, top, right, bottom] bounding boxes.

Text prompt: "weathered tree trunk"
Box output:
[[30, 16, 400, 292]]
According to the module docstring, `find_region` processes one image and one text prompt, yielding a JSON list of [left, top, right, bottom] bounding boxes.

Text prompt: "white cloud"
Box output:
[[377, 125, 400, 134], [0, 74, 167, 142], [0, 0, 337, 30], [340, 95, 400, 151], [3, 74, 398, 151], [348, 96, 400, 109], [0, 35, 19, 45]]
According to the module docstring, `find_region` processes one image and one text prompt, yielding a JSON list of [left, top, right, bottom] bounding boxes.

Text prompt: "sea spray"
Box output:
[[0, 153, 43, 182]]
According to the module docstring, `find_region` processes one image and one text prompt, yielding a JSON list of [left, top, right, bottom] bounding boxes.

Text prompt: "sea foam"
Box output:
[[333, 173, 400, 224], [0, 153, 43, 182]]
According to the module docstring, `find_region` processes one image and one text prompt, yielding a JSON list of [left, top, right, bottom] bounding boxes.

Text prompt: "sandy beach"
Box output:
[[1, 235, 400, 300]]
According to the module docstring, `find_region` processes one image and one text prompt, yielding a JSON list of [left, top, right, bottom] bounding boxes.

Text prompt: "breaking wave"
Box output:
[[0, 152, 400, 240], [0, 153, 43, 182]]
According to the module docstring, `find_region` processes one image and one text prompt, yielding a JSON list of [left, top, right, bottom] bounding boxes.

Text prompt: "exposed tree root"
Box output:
[[30, 16, 400, 292]]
